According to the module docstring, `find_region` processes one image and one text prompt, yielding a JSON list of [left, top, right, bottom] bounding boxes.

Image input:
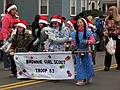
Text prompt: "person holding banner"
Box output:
[[48, 15, 69, 52], [8, 20, 34, 77], [71, 18, 95, 86]]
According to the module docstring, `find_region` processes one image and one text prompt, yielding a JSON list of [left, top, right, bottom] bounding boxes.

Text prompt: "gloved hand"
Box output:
[[82, 39, 88, 46], [10, 51, 14, 56], [48, 33, 56, 40], [33, 38, 40, 46], [72, 49, 77, 54]]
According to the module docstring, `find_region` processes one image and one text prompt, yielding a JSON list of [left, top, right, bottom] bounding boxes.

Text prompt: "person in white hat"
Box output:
[[8, 19, 34, 77], [64, 19, 76, 51], [71, 18, 95, 86], [0, 3, 18, 71], [32, 15, 49, 52], [48, 15, 69, 52]]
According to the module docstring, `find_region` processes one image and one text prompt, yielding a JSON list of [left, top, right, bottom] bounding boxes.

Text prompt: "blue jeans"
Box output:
[[2, 51, 11, 68]]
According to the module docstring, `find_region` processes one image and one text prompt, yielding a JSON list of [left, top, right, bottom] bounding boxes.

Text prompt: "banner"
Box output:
[[14, 51, 74, 80]]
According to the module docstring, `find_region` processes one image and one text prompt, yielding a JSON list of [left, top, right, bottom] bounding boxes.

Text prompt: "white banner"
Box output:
[[14, 51, 74, 80]]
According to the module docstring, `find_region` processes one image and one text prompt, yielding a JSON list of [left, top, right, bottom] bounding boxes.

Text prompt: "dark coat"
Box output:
[[11, 33, 34, 52]]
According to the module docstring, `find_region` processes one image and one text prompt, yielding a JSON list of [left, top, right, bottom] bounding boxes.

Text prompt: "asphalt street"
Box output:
[[0, 51, 119, 90]]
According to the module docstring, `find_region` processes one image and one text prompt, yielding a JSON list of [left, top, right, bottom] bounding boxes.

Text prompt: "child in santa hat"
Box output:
[[64, 19, 76, 51], [71, 18, 95, 85], [87, 16, 97, 65], [8, 20, 34, 77], [32, 15, 49, 52], [48, 15, 69, 52], [66, 19, 76, 32]]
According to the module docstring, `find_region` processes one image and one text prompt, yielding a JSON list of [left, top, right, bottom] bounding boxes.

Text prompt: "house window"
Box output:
[[102, 4, 106, 13], [82, 7, 85, 11], [70, 0, 76, 16], [81, 0, 85, 11], [39, 0, 49, 15], [92, 2, 95, 10]]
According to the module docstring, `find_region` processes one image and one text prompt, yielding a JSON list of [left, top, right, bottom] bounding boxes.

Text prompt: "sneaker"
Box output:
[[9, 74, 17, 78], [75, 81, 85, 86]]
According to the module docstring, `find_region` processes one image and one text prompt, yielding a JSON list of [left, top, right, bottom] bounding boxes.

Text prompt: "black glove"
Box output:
[[72, 49, 77, 54]]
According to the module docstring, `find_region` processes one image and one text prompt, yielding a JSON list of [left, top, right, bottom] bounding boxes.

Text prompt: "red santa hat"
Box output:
[[67, 19, 76, 26], [6, 3, 17, 12], [51, 15, 62, 24], [79, 18, 88, 27], [87, 21, 96, 29], [16, 20, 28, 29], [39, 16, 48, 24]]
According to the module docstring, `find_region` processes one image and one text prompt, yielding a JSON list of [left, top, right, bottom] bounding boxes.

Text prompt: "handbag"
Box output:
[[106, 37, 116, 55]]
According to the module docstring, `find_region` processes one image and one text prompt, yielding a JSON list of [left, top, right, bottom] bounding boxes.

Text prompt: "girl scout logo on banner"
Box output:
[[14, 51, 74, 80]]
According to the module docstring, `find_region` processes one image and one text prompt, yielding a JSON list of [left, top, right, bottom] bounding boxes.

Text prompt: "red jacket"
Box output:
[[0, 14, 18, 40]]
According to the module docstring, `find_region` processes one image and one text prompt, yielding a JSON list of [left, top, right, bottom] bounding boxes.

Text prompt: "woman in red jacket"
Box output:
[[0, 3, 18, 70]]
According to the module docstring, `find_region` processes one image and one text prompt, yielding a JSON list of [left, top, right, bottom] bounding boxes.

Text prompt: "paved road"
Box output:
[[0, 51, 119, 90], [12, 70, 120, 90]]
